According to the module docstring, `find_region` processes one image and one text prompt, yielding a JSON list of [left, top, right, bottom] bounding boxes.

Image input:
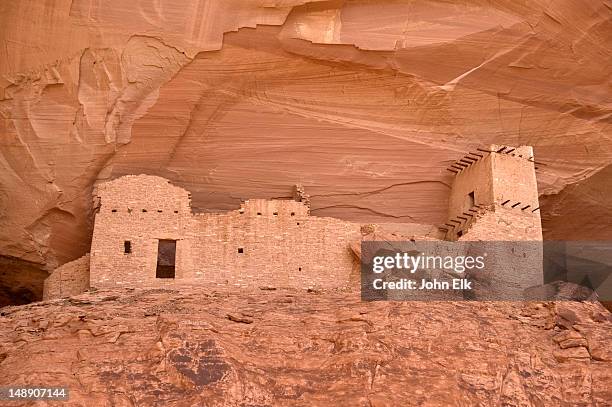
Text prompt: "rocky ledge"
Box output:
[[0, 287, 611, 406]]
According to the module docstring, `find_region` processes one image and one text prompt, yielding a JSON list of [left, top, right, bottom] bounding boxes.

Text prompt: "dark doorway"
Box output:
[[156, 240, 176, 278]]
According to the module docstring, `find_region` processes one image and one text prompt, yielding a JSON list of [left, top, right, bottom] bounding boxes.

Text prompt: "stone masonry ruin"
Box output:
[[43, 145, 543, 300], [443, 144, 544, 299]]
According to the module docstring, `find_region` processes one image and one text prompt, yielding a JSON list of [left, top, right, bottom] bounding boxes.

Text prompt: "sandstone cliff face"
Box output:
[[0, 287, 611, 406], [1, 0, 611, 303]]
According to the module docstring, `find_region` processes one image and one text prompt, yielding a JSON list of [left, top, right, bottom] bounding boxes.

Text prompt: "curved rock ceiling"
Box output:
[[0, 0, 611, 303]]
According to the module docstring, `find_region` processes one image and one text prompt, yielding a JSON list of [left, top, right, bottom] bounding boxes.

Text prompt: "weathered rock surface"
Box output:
[[1, 1, 611, 302], [0, 287, 611, 406]]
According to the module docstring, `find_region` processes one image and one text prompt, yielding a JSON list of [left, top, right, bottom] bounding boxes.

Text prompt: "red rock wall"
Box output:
[[2, 1, 610, 269], [1, 0, 610, 304]]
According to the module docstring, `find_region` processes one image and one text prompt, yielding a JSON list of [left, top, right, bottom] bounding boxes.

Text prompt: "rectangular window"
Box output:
[[156, 240, 176, 278], [124, 241, 131, 254]]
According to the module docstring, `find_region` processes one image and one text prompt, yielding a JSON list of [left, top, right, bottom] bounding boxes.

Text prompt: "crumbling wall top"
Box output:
[[94, 175, 192, 214], [293, 184, 311, 209], [239, 199, 309, 217]]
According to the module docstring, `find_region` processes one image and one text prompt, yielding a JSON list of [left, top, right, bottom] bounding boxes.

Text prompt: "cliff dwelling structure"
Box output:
[[43, 145, 542, 300]]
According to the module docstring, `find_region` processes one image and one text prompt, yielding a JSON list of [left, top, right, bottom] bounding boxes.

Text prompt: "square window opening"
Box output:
[[238, 248, 244, 254]]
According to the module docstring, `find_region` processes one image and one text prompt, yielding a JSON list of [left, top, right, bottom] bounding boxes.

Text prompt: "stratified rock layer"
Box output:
[[0, 287, 611, 406], [1, 1, 611, 303]]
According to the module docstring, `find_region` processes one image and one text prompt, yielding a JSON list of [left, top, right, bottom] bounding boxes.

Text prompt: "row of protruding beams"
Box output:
[[500, 200, 539, 213], [438, 200, 540, 234], [445, 150, 485, 174], [438, 204, 486, 232], [446, 146, 546, 175]]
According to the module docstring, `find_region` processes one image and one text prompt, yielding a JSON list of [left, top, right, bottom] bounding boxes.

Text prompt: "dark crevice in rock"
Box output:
[[0, 255, 48, 306]]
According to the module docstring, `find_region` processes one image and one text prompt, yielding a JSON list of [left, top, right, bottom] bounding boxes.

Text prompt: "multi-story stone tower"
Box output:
[[445, 144, 543, 299]]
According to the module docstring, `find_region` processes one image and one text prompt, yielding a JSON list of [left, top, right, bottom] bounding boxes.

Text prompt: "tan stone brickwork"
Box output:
[[457, 206, 544, 298], [182, 205, 360, 289], [446, 145, 543, 299], [89, 176, 192, 286], [447, 145, 541, 241], [43, 254, 90, 300], [447, 154, 495, 223], [89, 175, 361, 289], [490, 146, 539, 212], [458, 205, 542, 242]]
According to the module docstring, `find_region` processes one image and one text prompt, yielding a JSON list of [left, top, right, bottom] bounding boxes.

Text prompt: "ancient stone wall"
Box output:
[[447, 152, 495, 224], [457, 206, 544, 298], [447, 146, 543, 298], [89, 175, 191, 285], [490, 146, 539, 212], [459, 205, 542, 242], [42, 254, 90, 300], [447, 145, 541, 241], [181, 200, 360, 288], [79, 144, 544, 297], [89, 175, 361, 289]]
